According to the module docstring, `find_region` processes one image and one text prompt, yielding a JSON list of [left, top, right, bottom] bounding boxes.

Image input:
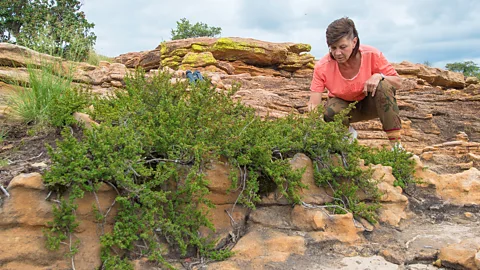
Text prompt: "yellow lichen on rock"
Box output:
[[181, 52, 217, 67]]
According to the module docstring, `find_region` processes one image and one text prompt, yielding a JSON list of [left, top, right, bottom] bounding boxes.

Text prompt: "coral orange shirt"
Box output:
[[310, 44, 398, 101]]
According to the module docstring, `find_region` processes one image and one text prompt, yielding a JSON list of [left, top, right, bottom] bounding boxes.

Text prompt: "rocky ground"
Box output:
[[1, 40, 480, 269]]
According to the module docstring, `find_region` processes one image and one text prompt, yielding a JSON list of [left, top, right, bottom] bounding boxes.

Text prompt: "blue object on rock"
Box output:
[[186, 70, 196, 83]]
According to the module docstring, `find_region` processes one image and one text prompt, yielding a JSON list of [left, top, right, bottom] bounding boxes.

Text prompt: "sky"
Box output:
[[81, 0, 480, 68]]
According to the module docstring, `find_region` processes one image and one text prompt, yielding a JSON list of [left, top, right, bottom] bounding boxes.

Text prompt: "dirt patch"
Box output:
[[0, 120, 62, 188]]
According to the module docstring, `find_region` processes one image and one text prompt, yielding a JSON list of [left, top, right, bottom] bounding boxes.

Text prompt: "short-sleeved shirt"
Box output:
[[310, 44, 398, 101]]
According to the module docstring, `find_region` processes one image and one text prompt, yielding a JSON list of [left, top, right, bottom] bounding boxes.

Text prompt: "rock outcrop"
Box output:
[[115, 37, 315, 77]]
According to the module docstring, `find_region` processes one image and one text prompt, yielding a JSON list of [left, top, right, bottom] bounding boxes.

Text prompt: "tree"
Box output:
[[0, 0, 96, 61], [171, 18, 221, 40], [445, 61, 480, 78]]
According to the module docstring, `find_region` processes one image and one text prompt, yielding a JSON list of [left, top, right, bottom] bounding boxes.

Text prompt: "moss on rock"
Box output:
[[161, 55, 182, 69], [289, 43, 312, 54], [182, 52, 217, 67], [171, 48, 189, 57], [213, 38, 265, 53], [191, 44, 208, 52], [159, 43, 168, 55]]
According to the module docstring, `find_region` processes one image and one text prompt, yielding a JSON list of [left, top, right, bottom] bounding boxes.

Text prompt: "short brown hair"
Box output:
[[326, 17, 360, 59]]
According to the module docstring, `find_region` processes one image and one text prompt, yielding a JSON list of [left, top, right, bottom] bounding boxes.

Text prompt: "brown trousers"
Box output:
[[323, 81, 401, 132]]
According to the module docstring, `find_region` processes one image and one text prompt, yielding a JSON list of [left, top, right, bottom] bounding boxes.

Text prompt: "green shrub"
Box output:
[[44, 69, 412, 268], [360, 146, 418, 189]]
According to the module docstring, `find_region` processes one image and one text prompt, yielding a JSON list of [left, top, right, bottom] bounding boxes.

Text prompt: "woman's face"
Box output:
[[329, 36, 357, 63]]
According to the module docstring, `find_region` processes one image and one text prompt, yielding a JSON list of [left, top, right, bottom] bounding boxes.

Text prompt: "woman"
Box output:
[[308, 17, 403, 149]]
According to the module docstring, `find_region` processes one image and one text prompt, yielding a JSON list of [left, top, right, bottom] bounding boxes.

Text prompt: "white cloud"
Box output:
[[82, 0, 480, 67]]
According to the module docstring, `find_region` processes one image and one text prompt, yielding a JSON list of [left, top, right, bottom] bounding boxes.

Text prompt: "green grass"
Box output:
[[9, 65, 73, 125], [87, 50, 113, 66], [8, 63, 90, 128], [0, 159, 8, 168]]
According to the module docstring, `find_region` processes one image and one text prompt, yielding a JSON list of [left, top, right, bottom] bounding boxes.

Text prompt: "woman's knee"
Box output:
[[375, 80, 396, 96], [323, 107, 336, 122]]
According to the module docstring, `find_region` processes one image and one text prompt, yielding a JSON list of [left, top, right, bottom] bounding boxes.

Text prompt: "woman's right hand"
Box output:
[[307, 92, 323, 112]]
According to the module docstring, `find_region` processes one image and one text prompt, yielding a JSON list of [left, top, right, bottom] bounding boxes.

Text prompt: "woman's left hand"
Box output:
[[363, 74, 383, 97]]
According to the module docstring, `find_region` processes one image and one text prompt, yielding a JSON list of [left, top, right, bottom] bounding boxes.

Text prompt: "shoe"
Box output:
[[186, 70, 196, 84], [390, 142, 405, 151], [193, 70, 204, 82]]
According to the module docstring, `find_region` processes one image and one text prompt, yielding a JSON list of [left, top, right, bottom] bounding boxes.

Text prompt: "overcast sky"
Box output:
[[82, 0, 480, 68]]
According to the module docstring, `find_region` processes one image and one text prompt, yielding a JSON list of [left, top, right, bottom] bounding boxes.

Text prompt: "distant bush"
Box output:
[[171, 18, 222, 40], [445, 61, 480, 78]]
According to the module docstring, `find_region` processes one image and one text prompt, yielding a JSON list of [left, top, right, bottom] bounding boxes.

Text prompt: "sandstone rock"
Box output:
[[249, 206, 293, 229], [392, 61, 421, 75], [1, 173, 51, 226], [0, 42, 61, 68], [296, 207, 363, 243], [114, 50, 161, 71], [7, 172, 45, 190], [211, 226, 306, 269], [468, 153, 480, 161], [204, 158, 241, 204], [216, 60, 235, 74], [417, 65, 465, 89], [73, 112, 99, 130], [358, 164, 409, 226], [439, 238, 480, 270], [393, 61, 465, 88], [108, 62, 128, 81], [87, 65, 110, 85], [290, 153, 333, 205], [292, 67, 314, 78], [230, 60, 282, 76], [152, 37, 315, 76], [1, 173, 118, 269], [414, 155, 480, 205], [232, 88, 294, 119], [114, 51, 143, 68], [0, 227, 68, 269], [137, 50, 161, 71], [377, 203, 408, 227], [421, 151, 434, 161], [199, 204, 248, 248], [110, 80, 123, 88], [466, 76, 479, 85], [0, 66, 30, 86]]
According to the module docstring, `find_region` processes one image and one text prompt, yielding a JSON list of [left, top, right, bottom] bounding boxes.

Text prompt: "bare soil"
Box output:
[[0, 120, 61, 188]]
